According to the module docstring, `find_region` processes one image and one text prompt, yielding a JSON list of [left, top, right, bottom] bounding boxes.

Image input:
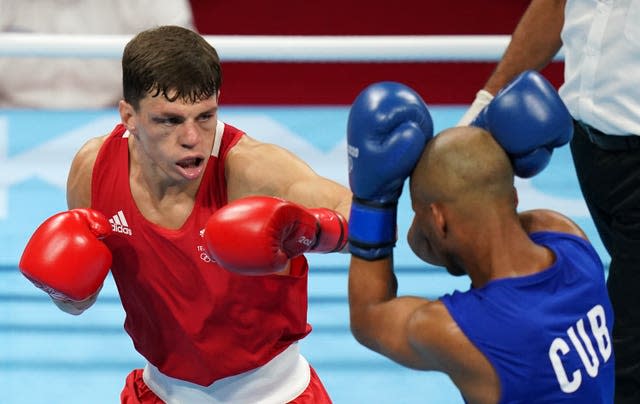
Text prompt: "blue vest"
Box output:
[[441, 232, 614, 403]]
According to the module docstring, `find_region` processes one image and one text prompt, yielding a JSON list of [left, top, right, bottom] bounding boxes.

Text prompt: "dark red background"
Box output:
[[188, 0, 563, 105]]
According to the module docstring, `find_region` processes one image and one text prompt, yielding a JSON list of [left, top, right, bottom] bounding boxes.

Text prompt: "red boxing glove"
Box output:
[[19, 208, 113, 301], [204, 196, 347, 275]]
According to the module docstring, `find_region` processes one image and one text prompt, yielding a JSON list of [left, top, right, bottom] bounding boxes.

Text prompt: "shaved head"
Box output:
[[410, 126, 515, 216], [406, 126, 517, 274]]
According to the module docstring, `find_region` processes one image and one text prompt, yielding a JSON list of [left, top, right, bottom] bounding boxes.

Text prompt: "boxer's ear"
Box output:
[[119, 100, 137, 134], [430, 203, 447, 238]]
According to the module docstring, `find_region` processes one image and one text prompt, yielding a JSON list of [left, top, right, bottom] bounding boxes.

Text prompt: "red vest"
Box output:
[[91, 123, 311, 386]]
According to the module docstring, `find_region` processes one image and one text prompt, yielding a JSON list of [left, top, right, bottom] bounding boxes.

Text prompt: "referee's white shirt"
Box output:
[[560, 0, 640, 136]]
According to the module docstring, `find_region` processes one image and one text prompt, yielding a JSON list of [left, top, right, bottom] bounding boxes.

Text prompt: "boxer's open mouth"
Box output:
[[177, 157, 203, 169], [176, 157, 205, 179]]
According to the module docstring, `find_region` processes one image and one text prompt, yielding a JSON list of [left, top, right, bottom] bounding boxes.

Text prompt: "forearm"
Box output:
[[348, 255, 432, 369], [290, 178, 352, 222], [348, 255, 399, 343], [485, 0, 565, 94], [227, 136, 352, 217]]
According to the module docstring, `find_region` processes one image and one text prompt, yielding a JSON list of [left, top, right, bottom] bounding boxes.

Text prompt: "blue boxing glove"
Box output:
[[471, 70, 573, 178], [347, 82, 433, 260]]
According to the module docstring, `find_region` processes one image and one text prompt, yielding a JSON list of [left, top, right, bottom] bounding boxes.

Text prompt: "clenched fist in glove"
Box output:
[[204, 196, 347, 275], [20, 208, 112, 303], [347, 81, 433, 260]]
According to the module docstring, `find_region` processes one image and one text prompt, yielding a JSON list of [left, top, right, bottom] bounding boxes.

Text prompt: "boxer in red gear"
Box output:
[[20, 25, 351, 403]]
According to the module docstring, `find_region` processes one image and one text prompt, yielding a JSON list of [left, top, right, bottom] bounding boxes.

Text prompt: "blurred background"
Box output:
[[0, 1, 600, 403]]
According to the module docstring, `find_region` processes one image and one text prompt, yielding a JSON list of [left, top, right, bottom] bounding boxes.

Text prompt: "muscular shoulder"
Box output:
[[226, 135, 271, 167], [225, 135, 286, 197], [226, 135, 302, 174], [518, 209, 588, 240], [78, 135, 107, 160], [66, 135, 108, 209], [226, 135, 327, 198]]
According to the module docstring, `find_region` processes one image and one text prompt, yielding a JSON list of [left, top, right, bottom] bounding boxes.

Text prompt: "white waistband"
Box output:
[[142, 343, 310, 404]]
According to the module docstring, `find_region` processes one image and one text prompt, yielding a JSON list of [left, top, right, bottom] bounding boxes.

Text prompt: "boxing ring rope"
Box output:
[[0, 33, 564, 61]]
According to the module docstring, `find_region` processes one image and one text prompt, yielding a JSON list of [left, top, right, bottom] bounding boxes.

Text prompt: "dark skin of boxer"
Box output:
[[349, 127, 588, 404]]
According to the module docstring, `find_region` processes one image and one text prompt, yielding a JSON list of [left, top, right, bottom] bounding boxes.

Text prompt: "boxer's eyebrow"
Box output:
[[151, 113, 185, 125]]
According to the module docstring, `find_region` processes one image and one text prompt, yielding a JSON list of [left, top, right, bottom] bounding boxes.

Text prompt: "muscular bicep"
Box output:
[[408, 303, 501, 400], [356, 297, 449, 370], [66, 136, 105, 209], [226, 136, 351, 217]]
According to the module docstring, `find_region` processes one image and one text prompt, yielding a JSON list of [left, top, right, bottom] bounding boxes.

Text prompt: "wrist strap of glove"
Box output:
[[348, 197, 397, 261], [308, 208, 348, 253], [23, 273, 75, 301], [457, 89, 494, 127]]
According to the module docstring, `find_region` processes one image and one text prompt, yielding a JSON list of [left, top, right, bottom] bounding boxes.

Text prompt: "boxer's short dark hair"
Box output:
[[122, 25, 222, 109]]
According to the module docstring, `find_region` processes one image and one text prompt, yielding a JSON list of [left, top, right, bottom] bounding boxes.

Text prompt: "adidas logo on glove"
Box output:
[[109, 210, 132, 236]]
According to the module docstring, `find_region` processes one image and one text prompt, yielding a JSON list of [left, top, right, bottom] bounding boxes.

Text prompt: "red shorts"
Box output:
[[120, 365, 332, 403]]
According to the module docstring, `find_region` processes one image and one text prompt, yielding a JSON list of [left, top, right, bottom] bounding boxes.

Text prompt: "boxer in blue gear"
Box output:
[[347, 87, 614, 402]]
